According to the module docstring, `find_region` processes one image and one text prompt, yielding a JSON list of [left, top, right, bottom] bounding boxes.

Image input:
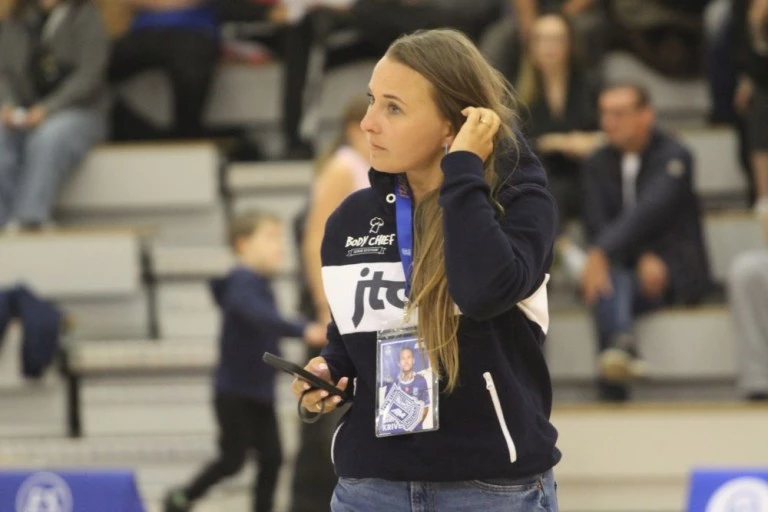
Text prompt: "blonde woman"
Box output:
[[517, 12, 601, 227], [292, 28, 560, 511]]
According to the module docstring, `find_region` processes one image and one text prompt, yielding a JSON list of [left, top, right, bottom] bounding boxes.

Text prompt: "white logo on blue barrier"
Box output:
[[706, 477, 768, 512], [15, 472, 73, 512]]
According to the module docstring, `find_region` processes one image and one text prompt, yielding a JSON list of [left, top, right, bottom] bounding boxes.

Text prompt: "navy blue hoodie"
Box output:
[[320, 138, 561, 482], [211, 267, 307, 403]]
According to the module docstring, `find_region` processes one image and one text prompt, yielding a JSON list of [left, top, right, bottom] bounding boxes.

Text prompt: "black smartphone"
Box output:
[[262, 352, 349, 400]]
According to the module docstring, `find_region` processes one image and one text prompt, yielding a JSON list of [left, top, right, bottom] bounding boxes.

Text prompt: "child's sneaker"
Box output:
[[163, 489, 190, 512]]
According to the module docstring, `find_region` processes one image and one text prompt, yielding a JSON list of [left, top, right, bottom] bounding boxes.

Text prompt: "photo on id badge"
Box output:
[[375, 330, 438, 437]]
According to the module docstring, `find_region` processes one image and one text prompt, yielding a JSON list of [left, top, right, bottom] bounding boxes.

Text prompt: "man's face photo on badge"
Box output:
[[399, 347, 414, 375]]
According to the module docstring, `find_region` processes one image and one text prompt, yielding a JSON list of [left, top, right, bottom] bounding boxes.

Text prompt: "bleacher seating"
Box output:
[[149, 246, 234, 280], [547, 307, 737, 383], [0, 230, 142, 297], [227, 160, 314, 277], [604, 52, 710, 124], [0, 229, 152, 340], [226, 161, 314, 193], [58, 142, 226, 246], [704, 212, 764, 281], [116, 58, 375, 153], [0, 327, 67, 438], [147, 244, 301, 340], [1, 44, 766, 509], [678, 128, 749, 205], [117, 64, 283, 130]]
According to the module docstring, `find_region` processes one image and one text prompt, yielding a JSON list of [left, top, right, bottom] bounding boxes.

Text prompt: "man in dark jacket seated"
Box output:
[[580, 83, 711, 402]]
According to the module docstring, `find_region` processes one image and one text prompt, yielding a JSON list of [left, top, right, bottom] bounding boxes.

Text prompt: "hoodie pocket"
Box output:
[[483, 372, 517, 463]]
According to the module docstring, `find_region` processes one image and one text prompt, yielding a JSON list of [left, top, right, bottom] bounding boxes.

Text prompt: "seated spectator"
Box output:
[[108, 0, 219, 141], [481, 0, 607, 84], [606, 0, 711, 80], [518, 12, 601, 235], [727, 0, 768, 402], [581, 83, 711, 402], [221, 0, 501, 158], [215, 0, 326, 158], [728, 219, 768, 402], [733, 0, 768, 203], [0, 0, 108, 231], [351, 0, 502, 52]]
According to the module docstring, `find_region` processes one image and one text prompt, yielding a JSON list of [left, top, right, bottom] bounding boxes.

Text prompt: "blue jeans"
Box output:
[[593, 266, 665, 400], [0, 109, 105, 226], [331, 469, 558, 512], [593, 267, 666, 352]]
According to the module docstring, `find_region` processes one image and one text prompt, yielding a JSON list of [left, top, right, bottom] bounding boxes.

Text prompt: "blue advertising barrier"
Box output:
[[688, 468, 768, 512], [0, 469, 145, 512]]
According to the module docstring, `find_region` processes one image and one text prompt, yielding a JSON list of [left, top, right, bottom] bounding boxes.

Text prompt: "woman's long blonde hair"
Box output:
[[386, 29, 519, 392]]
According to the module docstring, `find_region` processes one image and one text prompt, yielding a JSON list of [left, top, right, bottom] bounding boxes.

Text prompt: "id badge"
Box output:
[[375, 327, 439, 437]]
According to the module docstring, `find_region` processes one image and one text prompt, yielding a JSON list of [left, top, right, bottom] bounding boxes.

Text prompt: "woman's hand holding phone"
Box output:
[[290, 356, 350, 413]]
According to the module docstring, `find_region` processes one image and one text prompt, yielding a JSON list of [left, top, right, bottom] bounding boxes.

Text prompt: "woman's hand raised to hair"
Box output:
[[448, 107, 501, 163], [290, 357, 350, 414]]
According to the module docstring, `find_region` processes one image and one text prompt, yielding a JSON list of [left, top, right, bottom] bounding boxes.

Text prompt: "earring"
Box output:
[[444, 144, 449, 155]]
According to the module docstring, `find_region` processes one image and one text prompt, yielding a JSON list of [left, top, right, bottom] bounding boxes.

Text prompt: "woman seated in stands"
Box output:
[[108, 0, 219, 141], [0, 0, 108, 232], [517, 12, 602, 275]]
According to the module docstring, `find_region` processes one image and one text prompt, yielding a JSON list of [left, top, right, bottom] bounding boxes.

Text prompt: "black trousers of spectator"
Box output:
[[351, 0, 499, 52], [184, 393, 282, 512], [108, 28, 220, 140], [217, 0, 319, 152]]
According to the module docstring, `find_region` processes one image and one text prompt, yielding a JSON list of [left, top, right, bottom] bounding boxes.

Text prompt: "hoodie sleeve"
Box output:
[[439, 150, 557, 321], [224, 278, 307, 339], [320, 318, 357, 384]]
